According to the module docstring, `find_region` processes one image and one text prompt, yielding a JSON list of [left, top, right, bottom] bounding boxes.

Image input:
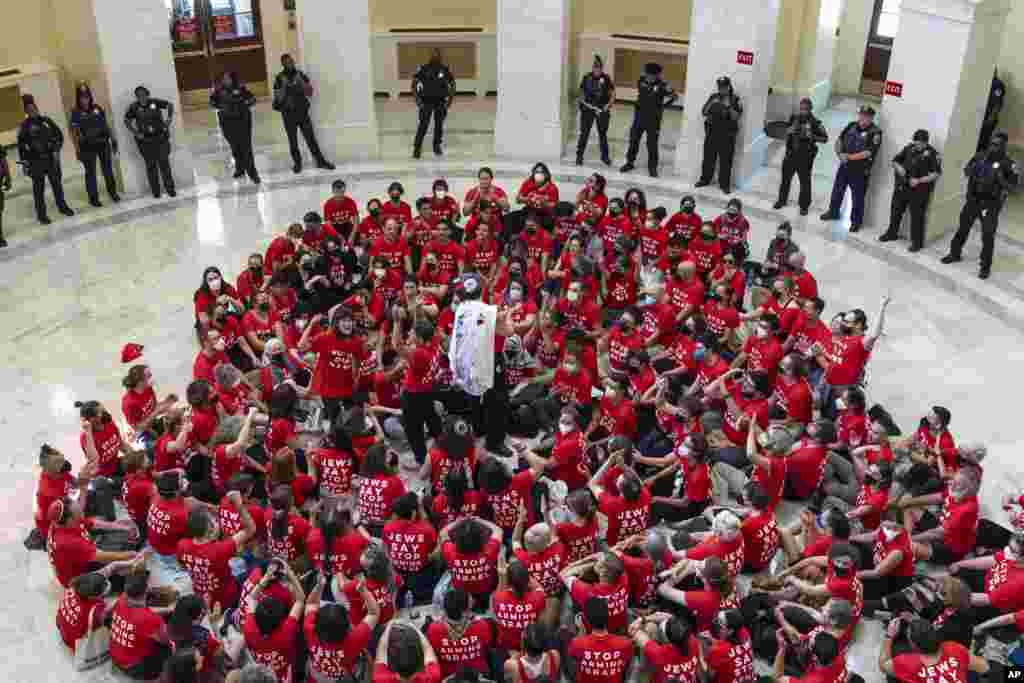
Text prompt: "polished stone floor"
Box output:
[[1, 102, 1024, 682]]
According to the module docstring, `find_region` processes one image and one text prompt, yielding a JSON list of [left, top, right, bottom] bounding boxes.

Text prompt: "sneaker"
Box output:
[[979, 268, 991, 280], [89, 199, 103, 208], [233, 169, 246, 179], [292, 162, 302, 173], [110, 192, 121, 202], [167, 189, 177, 198], [720, 186, 731, 194], [575, 157, 583, 166], [412, 149, 421, 159], [602, 157, 611, 166], [39, 216, 51, 225], [849, 224, 861, 233], [908, 244, 922, 253], [799, 207, 809, 216], [619, 163, 635, 173], [649, 169, 659, 178], [773, 200, 786, 210], [433, 147, 443, 157], [694, 180, 710, 188], [819, 212, 839, 221], [23, 528, 45, 551], [0, 236, 7, 248], [940, 254, 961, 265], [316, 160, 335, 171], [878, 232, 898, 242], [59, 205, 75, 217]]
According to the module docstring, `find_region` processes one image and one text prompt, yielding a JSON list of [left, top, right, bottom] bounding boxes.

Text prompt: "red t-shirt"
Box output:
[[872, 527, 914, 577], [706, 631, 754, 683], [742, 335, 783, 381], [310, 332, 368, 399], [742, 510, 780, 571], [570, 574, 631, 632], [752, 453, 787, 509], [357, 474, 406, 525], [855, 484, 890, 531], [644, 638, 702, 683], [687, 533, 746, 580], [342, 575, 402, 625], [177, 538, 239, 610], [442, 537, 501, 595], [304, 615, 371, 682], [713, 214, 750, 249], [484, 469, 536, 531], [941, 493, 979, 557], [243, 613, 300, 683], [550, 430, 588, 491], [786, 440, 829, 499], [123, 471, 155, 527], [595, 397, 637, 439], [679, 458, 712, 503], [721, 382, 770, 446], [493, 588, 547, 650], [48, 521, 97, 587], [568, 632, 634, 683], [81, 420, 123, 477], [373, 662, 442, 683], [147, 497, 190, 556], [324, 195, 360, 227], [432, 491, 484, 529], [551, 367, 594, 407], [837, 411, 868, 448], [891, 641, 971, 683], [57, 587, 104, 650], [35, 470, 74, 535], [424, 239, 465, 280], [515, 542, 567, 596], [599, 488, 652, 546], [219, 499, 265, 544], [667, 276, 706, 315], [518, 178, 559, 211], [825, 564, 864, 618], [557, 516, 601, 564], [428, 446, 478, 494], [404, 344, 436, 393], [666, 211, 702, 242], [122, 386, 157, 431], [985, 551, 1024, 611], [773, 376, 813, 425], [193, 349, 229, 384], [426, 618, 494, 678], [466, 237, 501, 273], [312, 446, 356, 497], [110, 598, 166, 669], [621, 551, 673, 607], [266, 512, 312, 564], [824, 335, 869, 386], [370, 235, 411, 273], [306, 528, 368, 577], [383, 519, 438, 573]]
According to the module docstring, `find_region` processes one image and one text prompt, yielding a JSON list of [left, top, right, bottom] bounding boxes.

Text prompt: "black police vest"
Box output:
[[636, 79, 667, 120], [417, 64, 451, 99], [75, 108, 110, 145], [23, 119, 58, 157], [216, 88, 250, 120], [581, 74, 612, 108], [134, 103, 168, 139], [969, 156, 1009, 198]]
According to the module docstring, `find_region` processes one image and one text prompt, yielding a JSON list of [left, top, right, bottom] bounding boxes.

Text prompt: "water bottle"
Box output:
[[403, 588, 419, 620]]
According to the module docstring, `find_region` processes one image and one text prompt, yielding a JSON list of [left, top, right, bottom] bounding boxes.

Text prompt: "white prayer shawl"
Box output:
[[448, 300, 497, 397]]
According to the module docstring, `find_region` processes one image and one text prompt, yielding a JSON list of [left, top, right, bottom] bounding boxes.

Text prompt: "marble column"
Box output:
[[674, 0, 783, 187], [494, 0, 570, 162], [90, 0, 196, 197], [294, 0, 379, 161], [864, 0, 1011, 241]]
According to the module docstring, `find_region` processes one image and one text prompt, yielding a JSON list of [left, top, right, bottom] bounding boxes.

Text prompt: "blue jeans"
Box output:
[[828, 164, 868, 225]]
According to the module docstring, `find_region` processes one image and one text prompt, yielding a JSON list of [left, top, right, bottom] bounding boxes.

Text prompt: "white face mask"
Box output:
[[374, 268, 386, 279], [881, 526, 900, 542], [559, 422, 573, 435], [208, 277, 222, 291], [835, 398, 847, 411], [434, 190, 445, 199], [1004, 544, 1019, 561], [566, 290, 580, 303], [509, 288, 523, 302], [755, 327, 769, 338], [296, 320, 307, 332], [533, 172, 545, 184]]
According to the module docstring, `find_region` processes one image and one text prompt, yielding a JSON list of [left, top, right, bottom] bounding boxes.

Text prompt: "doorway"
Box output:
[[859, 0, 898, 96], [166, 0, 269, 104]]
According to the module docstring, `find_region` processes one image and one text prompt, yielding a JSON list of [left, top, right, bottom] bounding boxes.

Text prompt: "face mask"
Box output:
[[755, 327, 769, 339], [702, 232, 714, 241], [566, 290, 580, 303], [434, 190, 445, 199], [559, 422, 573, 435], [208, 277, 222, 290], [840, 324, 855, 335], [881, 526, 900, 542], [727, 209, 739, 217], [533, 172, 546, 184], [426, 261, 437, 270], [389, 193, 401, 201], [257, 302, 270, 312], [610, 205, 623, 216], [374, 268, 386, 279], [369, 207, 380, 217], [509, 288, 523, 302], [295, 319, 307, 332], [249, 265, 262, 274], [682, 204, 694, 213], [776, 233, 788, 241], [564, 364, 578, 374], [509, 268, 522, 277]]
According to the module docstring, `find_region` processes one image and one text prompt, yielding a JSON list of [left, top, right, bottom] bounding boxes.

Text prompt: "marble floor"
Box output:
[[1, 104, 1024, 682]]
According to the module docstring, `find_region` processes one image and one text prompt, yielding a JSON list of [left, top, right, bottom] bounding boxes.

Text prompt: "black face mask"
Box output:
[[369, 208, 380, 217], [840, 324, 855, 335], [249, 265, 262, 274], [257, 303, 270, 312], [285, 65, 296, 74], [832, 563, 852, 577]]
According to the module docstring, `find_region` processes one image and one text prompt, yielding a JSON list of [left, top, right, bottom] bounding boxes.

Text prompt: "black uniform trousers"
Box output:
[[221, 117, 257, 179], [28, 159, 70, 220], [949, 195, 1003, 271], [478, 367, 510, 451], [626, 116, 661, 174], [887, 187, 931, 247], [777, 151, 815, 210], [414, 98, 447, 153], [978, 118, 998, 152], [80, 142, 117, 202], [577, 107, 610, 162], [281, 111, 326, 166], [699, 131, 737, 191], [401, 389, 443, 465], [137, 137, 174, 197]]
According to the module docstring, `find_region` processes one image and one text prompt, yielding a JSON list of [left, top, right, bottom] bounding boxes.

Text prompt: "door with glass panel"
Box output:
[[167, 0, 269, 102]]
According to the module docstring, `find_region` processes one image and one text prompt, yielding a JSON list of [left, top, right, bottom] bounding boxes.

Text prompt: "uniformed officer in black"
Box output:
[[978, 69, 1005, 152], [211, 70, 259, 184], [17, 94, 73, 225], [941, 131, 1019, 279], [576, 55, 614, 166], [620, 62, 677, 178], [0, 144, 10, 247], [878, 129, 942, 252], [125, 86, 176, 199], [70, 83, 119, 207], [774, 97, 828, 215], [821, 105, 882, 232], [412, 49, 456, 159], [273, 54, 335, 174], [696, 76, 743, 193]]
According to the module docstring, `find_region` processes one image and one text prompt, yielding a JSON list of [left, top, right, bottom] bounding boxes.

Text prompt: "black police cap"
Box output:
[[858, 105, 876, 116]]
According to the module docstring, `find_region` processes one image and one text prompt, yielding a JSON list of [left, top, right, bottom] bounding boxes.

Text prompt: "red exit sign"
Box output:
[[737, 50, 754, 65], [885, 81, 904, 97]]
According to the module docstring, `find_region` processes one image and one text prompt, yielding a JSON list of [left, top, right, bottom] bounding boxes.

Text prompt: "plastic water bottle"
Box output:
[[403, 589, 419, 620]]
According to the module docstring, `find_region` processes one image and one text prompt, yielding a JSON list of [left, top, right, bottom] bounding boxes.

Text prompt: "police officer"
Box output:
[[774, 97, 828, 215], [69, 82, 119, 208], [941, 132, 1019, 279], [620, 63, 677, 178], [0, 144, 10, 247], [820, 105, 882, 232], [696, 76, 743, 194], [124, 86, 176, 199], [17, 94, 73, 225], [412, 48, 456, 159], [211, 71, 259, 184], [878, 129, 942, 252], [576, 54, 614, 166], [273, 53, 334, 174], [978, 69, 1005, 152]]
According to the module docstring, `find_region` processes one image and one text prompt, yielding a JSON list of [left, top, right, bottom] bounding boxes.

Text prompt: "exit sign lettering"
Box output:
[[737, 50, 754, 66], [885, 81, 904, 97]]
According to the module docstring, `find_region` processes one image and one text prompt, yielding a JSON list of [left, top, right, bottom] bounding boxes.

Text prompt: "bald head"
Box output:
[[524, 523, 552, 552]]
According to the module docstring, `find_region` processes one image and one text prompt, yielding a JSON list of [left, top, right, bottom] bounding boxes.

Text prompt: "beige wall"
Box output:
[[369, 0, 497, 30], [998, 4, 1024, 143], [0, 1, 55, 68], [50, 0, 108, 115], [772, 0, 808, 88], [573, 0, 690, 39]]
